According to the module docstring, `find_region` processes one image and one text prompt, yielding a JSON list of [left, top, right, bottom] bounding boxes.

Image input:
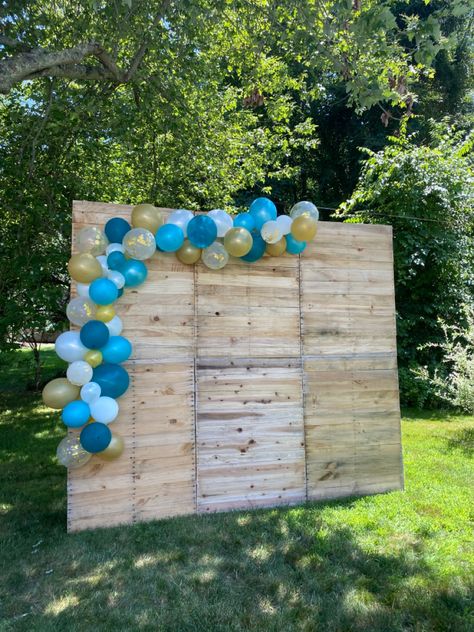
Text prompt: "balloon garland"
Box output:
[[43, 198, 319, 469]]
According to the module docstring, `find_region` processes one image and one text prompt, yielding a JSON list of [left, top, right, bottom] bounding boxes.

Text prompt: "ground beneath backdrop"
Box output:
[[0, 348, 473, 631]]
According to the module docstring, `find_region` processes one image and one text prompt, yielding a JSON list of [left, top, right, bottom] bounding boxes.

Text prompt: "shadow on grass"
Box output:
[[3, 507, 472, 632], [446, 426, 474, 456]]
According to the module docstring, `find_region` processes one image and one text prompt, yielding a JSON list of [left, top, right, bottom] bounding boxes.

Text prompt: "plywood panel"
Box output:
[[68, 201, 403, 531], [301, 223, 403, 501]]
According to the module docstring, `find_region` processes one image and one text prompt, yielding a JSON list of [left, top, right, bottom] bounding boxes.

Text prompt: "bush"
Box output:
[[339, 125, 474, 408]]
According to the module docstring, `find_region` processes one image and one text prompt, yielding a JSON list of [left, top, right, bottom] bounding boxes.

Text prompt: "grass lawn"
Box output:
[[0, 348, 473, 631]]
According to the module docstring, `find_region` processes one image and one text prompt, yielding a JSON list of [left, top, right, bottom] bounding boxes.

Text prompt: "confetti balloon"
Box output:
[[131, 203, 163, 233], [276, 215, 293, 235], [97, 433, 125, 461], [67, 360, 93, 386], [224, 227, 253, 257], [187, 215, 217, 248], [56, 434, 92, 469], [266, 236, 287, 256], [202, 242, 229, 270], [176, 240, 201, 265], [166, 209, 194, 236], [76, 226, 108, 256], [290, 215, 317, 242], [68, 253, 103, 284], [289, 201, 319, 222], [123, 228, 156, 260], [42, 378, 80, 410], [260, 220, 282, 244], [208, 209, 233, 237], [66, 297, 96, 327]]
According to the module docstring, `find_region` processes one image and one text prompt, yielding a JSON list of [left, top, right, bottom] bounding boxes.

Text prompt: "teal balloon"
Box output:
[[92, 363, 130, 398], [249, 197, 277, 230], [80, 320, 110, 349], [155, 224, 184, 252], [234, 212, 255, 232], [107, 251, 126, 270], [286, 234, 307, 254], [89, 278, 118, 305], [187, 215, 217, 248], [105, 217, 131, 243], [101, 336, 132, 364], [61, 400, 90, 428], [119, 259, 147, 287], [80, 422, 111, 453], [241, 235, 266, 262]]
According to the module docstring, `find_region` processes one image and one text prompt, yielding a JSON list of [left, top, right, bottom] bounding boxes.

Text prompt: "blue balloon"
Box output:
[[187, 215, 217, 248], [234, 212, 256, 232], [119, 259, 148, 287], [249, 197, 277, 230], [107, 251, 126, 271], [61, 400, 90, 428], [104, 217, 131, 244], [80, 320, 110, 349], [155, 224, 184, 252], [93, 363, 130, 398], [241, 235, 266, 262], [117, 287, 124, 298], [101, 336, 132, 364], [89, 278, 119, 305], [286, 234, 307, 254], [80, 422, 112, 453]]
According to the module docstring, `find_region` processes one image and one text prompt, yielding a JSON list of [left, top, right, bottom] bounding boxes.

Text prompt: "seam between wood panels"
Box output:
[[297, 254, 308, 501], [192, 231, 198, 514], [131, 374, 137, 524]]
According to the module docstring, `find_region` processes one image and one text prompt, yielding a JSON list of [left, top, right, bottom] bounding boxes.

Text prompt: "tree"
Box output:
[[338, 127, 474, 406]]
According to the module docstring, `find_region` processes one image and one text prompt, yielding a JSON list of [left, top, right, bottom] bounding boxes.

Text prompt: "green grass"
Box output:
[[0, 348, 473, 631]]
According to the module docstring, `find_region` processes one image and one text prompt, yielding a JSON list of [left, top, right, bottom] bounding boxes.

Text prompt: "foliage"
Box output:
[[338, 126, 474, 407], [1, 347, 473, 630], [415, 305, 474, 412]]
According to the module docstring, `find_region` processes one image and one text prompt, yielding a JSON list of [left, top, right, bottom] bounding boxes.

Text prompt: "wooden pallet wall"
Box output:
[[67, 201, 402, 532]]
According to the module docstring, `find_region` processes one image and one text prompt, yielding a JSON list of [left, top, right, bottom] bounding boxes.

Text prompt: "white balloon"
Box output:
[[106, 243, 125, 256], [289, 201, 319, 222], [166, 209, 194, 237], [107, 270, 125, 289], [55, 331, 87, 363], [106, 315, 123, 336], [67, 360, 93, 386], [90, 396, 119, 424], [261, 220, 282, 244], [276, 215, 293, 235], [96, 255, 109, 276], [66, 296, 96, 327], [208, 209, 233, 237], [80, 381, 101, 404], [76, 283, 90, 298]]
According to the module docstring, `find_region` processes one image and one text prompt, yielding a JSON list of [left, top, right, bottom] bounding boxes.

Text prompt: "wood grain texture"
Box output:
[[67, 201, 403, 532]]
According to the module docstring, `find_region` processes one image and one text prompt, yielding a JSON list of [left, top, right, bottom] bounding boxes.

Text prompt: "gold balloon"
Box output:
[[68, 253, 103, 283], [96, 305, 115, 323], [176, 240, 201, 265], [84, 349, 103, 368], [131, 203, 163, 234], [97, 433, 125, 461], [42, 378, 80, 409], [290, 216, 317, 242], [224, 227, 253, 257], [266, 236, 287, 257]]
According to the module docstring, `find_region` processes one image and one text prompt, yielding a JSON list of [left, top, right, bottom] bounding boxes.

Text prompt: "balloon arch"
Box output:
[[42, 198, 319, 469]]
